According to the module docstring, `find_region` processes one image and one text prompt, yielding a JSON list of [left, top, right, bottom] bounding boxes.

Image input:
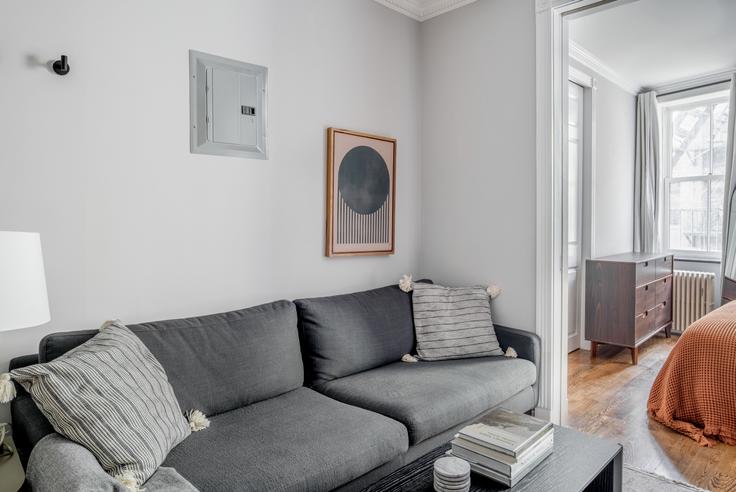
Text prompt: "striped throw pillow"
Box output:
[[412, 283, 503, 360], [10, 321, 191, 489]]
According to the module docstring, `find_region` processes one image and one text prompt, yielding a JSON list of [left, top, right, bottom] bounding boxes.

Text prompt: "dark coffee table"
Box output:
[[364, 426, 622, 492]]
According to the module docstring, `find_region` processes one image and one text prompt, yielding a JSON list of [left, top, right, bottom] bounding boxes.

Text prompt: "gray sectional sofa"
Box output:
[[10, 282, 540, 492]]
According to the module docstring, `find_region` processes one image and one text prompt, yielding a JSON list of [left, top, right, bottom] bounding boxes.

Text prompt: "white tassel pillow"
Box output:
[[411, 283, 504, 360], [1, 321, 206, 491]]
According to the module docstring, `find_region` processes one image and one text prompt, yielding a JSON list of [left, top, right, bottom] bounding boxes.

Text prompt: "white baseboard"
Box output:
[[533, 407, 551, 421]]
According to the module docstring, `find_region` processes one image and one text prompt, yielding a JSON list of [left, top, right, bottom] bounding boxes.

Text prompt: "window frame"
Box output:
[[661, 91, 730, 261]]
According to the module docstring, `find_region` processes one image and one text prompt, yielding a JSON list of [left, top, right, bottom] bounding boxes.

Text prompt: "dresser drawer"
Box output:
[[635, 309, 655, 340], [655, 276, 672, 306], [635, 283, 656, 314], [655, 255, 673, 279], [636, 260, 656, 285], [655, 301, 672, 327]]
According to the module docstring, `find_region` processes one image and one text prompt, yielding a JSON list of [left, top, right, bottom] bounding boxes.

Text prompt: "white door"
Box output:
[[567, 82, 584, 353]]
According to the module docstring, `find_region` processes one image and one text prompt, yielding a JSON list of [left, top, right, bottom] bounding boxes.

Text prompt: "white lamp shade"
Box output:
[[0, 231, 50, 332]]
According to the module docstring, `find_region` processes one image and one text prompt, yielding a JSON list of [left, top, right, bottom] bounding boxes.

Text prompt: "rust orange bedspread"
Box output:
[[648, 301, 736, 446]]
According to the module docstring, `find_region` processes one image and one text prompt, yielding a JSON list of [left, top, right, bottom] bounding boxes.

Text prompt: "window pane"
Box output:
[[669, 180, 708, 251], [670, 106, 710, 178], [712, 102, 730, 176], [710, 177, 724, 253]]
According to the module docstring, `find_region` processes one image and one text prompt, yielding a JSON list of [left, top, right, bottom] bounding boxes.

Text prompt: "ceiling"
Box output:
[[568, 0, 736, 91], [373, 0, 478, 21]]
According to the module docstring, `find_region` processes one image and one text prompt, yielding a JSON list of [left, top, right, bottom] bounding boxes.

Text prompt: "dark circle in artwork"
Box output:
[[338, 146, 390, 215]]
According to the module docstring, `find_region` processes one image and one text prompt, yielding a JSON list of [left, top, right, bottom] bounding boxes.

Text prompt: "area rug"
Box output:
[[623, 465, 708, 492]]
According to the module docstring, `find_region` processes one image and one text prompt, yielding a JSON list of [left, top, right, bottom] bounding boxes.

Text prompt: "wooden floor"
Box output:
[[567, 335, 736, 491]]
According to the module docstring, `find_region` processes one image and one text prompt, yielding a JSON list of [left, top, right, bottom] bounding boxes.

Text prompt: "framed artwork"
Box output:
[[326, 128, 396, 256]]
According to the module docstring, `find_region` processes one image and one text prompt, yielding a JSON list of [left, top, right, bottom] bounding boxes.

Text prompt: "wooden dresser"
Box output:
[[585, 252, 673, 364]]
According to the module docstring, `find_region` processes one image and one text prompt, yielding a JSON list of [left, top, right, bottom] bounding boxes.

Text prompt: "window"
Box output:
[[663, 92, 730, 257]]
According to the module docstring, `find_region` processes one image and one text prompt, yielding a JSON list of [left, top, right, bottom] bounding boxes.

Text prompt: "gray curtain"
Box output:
[[634, 91, 662, 253], [720, 75, 736, 280]]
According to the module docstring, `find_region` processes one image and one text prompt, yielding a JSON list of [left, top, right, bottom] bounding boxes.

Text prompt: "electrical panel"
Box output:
[[189, 50, 267, 159]]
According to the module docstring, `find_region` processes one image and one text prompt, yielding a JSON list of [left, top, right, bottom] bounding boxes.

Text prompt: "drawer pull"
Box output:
[[645, 285, 649, 291], [644, 261, 649, 267]]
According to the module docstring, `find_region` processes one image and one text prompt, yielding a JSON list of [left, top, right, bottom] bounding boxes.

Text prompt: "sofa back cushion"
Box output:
[[295, 285, 415, 386], [39, 300, 303, 416]]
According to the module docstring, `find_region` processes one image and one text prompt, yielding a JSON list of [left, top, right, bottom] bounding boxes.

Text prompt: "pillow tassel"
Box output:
[[186, 410, 210, 432], [399, 274, 413, 293], [99, 319, 123, 331], [115, 471, 142, 492], [486, 285, 502, 299], [505, 347, 518, 358], [0, 373, 16, 403]]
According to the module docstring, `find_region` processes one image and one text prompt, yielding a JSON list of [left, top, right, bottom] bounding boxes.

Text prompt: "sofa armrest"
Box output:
[[27, 434, 128, 492], [494, 325, 540, 365], [9, 354, 55, 470], [494, 324, 541, 407], [9, 354, 38, 371], [27, 434, 197, 492], [10, 390, 54, 470]]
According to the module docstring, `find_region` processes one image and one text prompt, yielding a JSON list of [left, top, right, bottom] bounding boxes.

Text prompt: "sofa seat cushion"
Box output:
[[315, 357, 537, 445], [163, 387, 409, 492]]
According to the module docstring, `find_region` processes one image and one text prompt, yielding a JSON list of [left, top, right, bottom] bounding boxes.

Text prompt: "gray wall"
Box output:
[[0, 0, 422, 423], [569, 59, 636, 258], [418, 0, 537, 331]]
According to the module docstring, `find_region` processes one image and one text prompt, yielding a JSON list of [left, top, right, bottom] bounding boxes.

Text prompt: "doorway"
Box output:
[[534, 0, 619, 423]]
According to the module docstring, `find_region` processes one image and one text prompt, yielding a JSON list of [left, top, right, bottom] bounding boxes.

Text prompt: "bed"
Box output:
[[647, 301, 736, 446]]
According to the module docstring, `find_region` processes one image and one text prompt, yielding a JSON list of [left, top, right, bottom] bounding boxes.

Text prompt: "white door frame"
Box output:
[[534, 0, 617, 423], [566, 78, 587, 354], [569, 65, 597, 352]]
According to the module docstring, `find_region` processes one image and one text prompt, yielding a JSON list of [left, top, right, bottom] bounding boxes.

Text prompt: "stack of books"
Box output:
[[449, 408, 554, 487]]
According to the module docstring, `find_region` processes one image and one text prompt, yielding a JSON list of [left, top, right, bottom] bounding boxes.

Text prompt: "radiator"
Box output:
[[673, 270, 715, 331]]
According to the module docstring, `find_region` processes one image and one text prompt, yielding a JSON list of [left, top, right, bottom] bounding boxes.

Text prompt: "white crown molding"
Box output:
[[568, 40, 640, 94], [373, 0, 479, 21], [650, 68, 735, 95], [373, 0, 423, 21], [421, 0, 479, 20]]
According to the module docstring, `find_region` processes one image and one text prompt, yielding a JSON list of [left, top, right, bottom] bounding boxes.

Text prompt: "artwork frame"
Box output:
[[326, 128, 396, 257]]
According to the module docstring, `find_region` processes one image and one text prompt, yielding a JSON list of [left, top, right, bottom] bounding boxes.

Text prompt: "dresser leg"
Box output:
[[664, 325, 672, 338], [591, 341, 598, 358], [630, 347, 639, 365]]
